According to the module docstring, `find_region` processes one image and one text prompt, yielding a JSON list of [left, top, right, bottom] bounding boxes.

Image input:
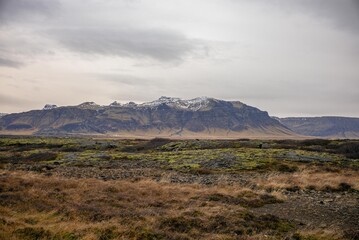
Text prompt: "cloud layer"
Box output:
[[0, 58, 23, 68], [48, 28, 200, 62], [0, 0, 358, 117]]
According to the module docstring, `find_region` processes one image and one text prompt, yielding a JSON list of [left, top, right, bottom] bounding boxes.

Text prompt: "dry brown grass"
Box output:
[[254, 168, 359, 192], [0, 170, 294, 240], [289, 229, 344, 240]]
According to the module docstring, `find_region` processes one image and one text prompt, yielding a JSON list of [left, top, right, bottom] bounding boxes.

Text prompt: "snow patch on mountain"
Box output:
[[77, 102, 100, 109], [43, 104, 58, 110], [139, 96, 214, 111]]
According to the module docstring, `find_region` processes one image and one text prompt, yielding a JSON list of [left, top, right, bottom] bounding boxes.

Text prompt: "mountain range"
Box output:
[[278, 117, 359, 139], [0, 97, 358, 139]]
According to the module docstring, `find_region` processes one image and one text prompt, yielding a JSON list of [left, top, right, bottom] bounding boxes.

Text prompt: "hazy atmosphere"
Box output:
[[0, 0, 358, 117]]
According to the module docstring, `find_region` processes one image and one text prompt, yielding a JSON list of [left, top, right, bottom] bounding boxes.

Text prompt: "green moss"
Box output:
[[1, 137, 358, 174], [174, 163, 200, 171]]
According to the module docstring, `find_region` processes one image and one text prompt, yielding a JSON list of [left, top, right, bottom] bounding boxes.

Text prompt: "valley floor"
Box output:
[[0, 137, 358, 240]]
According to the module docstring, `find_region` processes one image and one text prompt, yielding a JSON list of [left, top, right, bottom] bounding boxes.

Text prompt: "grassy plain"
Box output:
[[0, 137, 358, 239]]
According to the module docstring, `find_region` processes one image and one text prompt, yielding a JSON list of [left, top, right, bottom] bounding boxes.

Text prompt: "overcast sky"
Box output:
[[0, 0, 358, 117]]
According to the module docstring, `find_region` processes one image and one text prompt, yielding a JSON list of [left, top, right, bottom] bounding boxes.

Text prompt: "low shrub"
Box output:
[[160, 216, 203, 233], [14, 227, 52, 240]]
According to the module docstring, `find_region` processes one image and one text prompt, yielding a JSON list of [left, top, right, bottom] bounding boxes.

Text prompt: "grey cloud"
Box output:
[[0, 57, 23, 68], [254, 0, 359, 34], [100, 74, 151, 86], [48, 28, 202, 62], [0, 93, 27, 106], [300, 0, 359, 34], [0, 0, 358, 117], [0, 0, 59, 24]]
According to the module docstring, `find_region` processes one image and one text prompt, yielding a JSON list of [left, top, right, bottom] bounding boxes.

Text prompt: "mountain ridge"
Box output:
[[278, 116, 359, 139], [0, 97, 295, 138], [1, 97, 358, 139]]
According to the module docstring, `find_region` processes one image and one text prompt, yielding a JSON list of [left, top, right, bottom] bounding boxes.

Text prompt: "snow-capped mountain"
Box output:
[[1, 97, 358, 138], [0, 97, 294, 138]]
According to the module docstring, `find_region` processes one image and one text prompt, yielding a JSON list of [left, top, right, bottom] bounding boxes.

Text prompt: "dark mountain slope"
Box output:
[[279, 117, 359, 138]]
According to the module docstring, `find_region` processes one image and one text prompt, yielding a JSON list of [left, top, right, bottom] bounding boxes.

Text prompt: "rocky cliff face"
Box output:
[[0, 97, 293, 138]]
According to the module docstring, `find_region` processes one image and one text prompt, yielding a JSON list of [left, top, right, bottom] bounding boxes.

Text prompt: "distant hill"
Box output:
[[0, 97, 294, 138], [278, 117, 359, 139]]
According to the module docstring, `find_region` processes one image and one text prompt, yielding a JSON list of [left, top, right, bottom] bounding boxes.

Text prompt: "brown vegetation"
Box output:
[[0, 137, 358, 239], [0, 170, 294, 240], [255, 168, 359, 192]]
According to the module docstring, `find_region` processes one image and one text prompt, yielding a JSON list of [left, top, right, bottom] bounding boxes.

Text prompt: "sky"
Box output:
[[0, 0, 358, 117]]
